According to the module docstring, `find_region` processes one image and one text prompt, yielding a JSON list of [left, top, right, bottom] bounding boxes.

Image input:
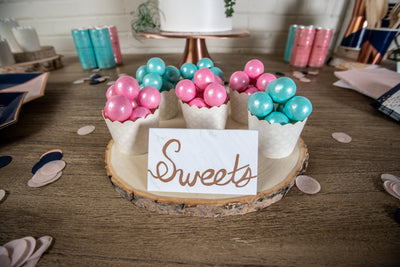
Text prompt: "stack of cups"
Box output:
[[0, 18, 23, 53], [12, 26, 41, 52], [0, 38, 15, 66]]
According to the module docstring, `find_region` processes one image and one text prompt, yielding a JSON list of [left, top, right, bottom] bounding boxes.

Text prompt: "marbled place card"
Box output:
[[147, 128, 258, 195]]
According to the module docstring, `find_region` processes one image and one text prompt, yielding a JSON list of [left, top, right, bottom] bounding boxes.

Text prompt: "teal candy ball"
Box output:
[[283, 96, 312, 121], [264, 111, 290, 125], [163, 65, 180, 83], [197, 57, 214, 69], [160, 78, 175, 92], [147, 57, 166, 76], [136, 65, 148, 83], [142, 73, 163, 91], [267, 77, 296, 103], [210, 66, 224, 81], [248, 92, 274, 118], [180, 62, 197, 80]]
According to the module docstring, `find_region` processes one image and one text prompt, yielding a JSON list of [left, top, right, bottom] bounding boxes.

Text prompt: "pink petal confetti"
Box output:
[[0, 246, 10, 267], [28, 171, 62, 188], [38, 160, 66, 176], [381, 173, 400, 183], [295, 175, 321, 194], [299, 77, 311, 82], [390, 181, 400, 196], [383, 180, 400, 200], [0, 246, 11, 266], [77, 125, 95, 136], [293, 71, 305, 79], [332, 132, 352, 143], [4, 236, 36, 267], [307, 70, 319, 75], [24, 236, 53, 267], [0, 189, 6, 202]]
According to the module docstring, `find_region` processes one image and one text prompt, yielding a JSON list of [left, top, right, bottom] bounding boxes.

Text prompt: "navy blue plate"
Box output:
[[0, 92, 27, 129]]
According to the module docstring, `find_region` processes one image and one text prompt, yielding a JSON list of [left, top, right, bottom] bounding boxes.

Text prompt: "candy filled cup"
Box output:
[[103, 109, 159, 155], [159, 89, 179, 120], [248, 112, 307, 159], [230, 89, 250, 125], [179, 100, 229, 129]]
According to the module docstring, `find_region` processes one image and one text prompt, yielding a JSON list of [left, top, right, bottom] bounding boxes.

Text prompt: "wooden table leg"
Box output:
[[179, 38, 211, 67]]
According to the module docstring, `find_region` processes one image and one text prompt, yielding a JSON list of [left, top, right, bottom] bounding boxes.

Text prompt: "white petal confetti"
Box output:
[[107, 81, 116, 86], [295, 175, 321, 194], [24, 236, 53, 267], [77, 125, 95, 135], [299, 77, 311, 82], [332, 132, 352, 143], [4, 236, 36, 267], [92, 68, 100, 72], [73, 79, 85, 84], [383, 180, 400, 200], [0, 189, 6, 202], [381, 173, 400, 183]]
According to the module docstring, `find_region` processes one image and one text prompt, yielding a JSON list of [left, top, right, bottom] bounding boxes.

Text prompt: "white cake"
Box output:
[[158, 0, 232, 32]]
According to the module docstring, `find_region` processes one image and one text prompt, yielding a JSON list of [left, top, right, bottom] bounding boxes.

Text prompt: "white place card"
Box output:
[[147, 128, 258, 195]]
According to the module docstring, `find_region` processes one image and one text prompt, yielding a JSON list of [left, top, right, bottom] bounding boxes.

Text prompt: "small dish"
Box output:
[[0, 91, 26, 129], [0, 72, 49, 103]]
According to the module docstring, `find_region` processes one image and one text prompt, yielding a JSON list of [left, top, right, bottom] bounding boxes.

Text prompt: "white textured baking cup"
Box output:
[[179, 100, 229, 129], [159, 89, 179, 120], [230, 90, 250, 125], [248, 112, 307, 159], [103, 109, 159, 155]]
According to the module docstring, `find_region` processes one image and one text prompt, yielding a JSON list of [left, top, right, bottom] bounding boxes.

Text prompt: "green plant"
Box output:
[[130, 0, 160, 34], [225, 0, 236, 17]]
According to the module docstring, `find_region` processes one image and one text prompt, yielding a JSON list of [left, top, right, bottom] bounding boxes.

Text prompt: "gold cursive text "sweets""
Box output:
[[148, 139, 257, 188]]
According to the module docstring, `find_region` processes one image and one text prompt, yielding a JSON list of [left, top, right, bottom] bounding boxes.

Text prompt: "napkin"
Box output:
[[334, 68, 400, 99]]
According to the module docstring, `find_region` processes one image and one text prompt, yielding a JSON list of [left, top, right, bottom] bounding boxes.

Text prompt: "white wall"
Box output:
[[0, 0, 349, 56]]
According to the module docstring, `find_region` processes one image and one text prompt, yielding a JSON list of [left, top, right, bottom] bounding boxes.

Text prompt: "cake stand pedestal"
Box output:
[[105, 116, 308, 217], [137, 30, 250, 67]]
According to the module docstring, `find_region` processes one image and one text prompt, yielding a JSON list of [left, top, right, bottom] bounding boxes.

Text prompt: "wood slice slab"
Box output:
[[105, 116, 308, 217]]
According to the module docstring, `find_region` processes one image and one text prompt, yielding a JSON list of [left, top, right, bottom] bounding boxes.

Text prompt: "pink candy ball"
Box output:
[[104, 95, 133, 122], [256, 73, 277, 91], [244, 59, 264, 79], [204, 82, 227, 107], [193, 68, 215, 90], [131, 99, 138, 109], [189, 97, 208, 108], [175, 79, 197, 102], [130, 106, 151, 121], [106, 85, 117, 100], [114, 75, 140, 100], [214, 75, 223, 85], [244, 86, 259, 95], [229, 71, 249, 92], [137, 86, 161, 109]]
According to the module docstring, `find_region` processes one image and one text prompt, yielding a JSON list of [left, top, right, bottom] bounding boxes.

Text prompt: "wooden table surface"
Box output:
[[0, 54, 399, 266]]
